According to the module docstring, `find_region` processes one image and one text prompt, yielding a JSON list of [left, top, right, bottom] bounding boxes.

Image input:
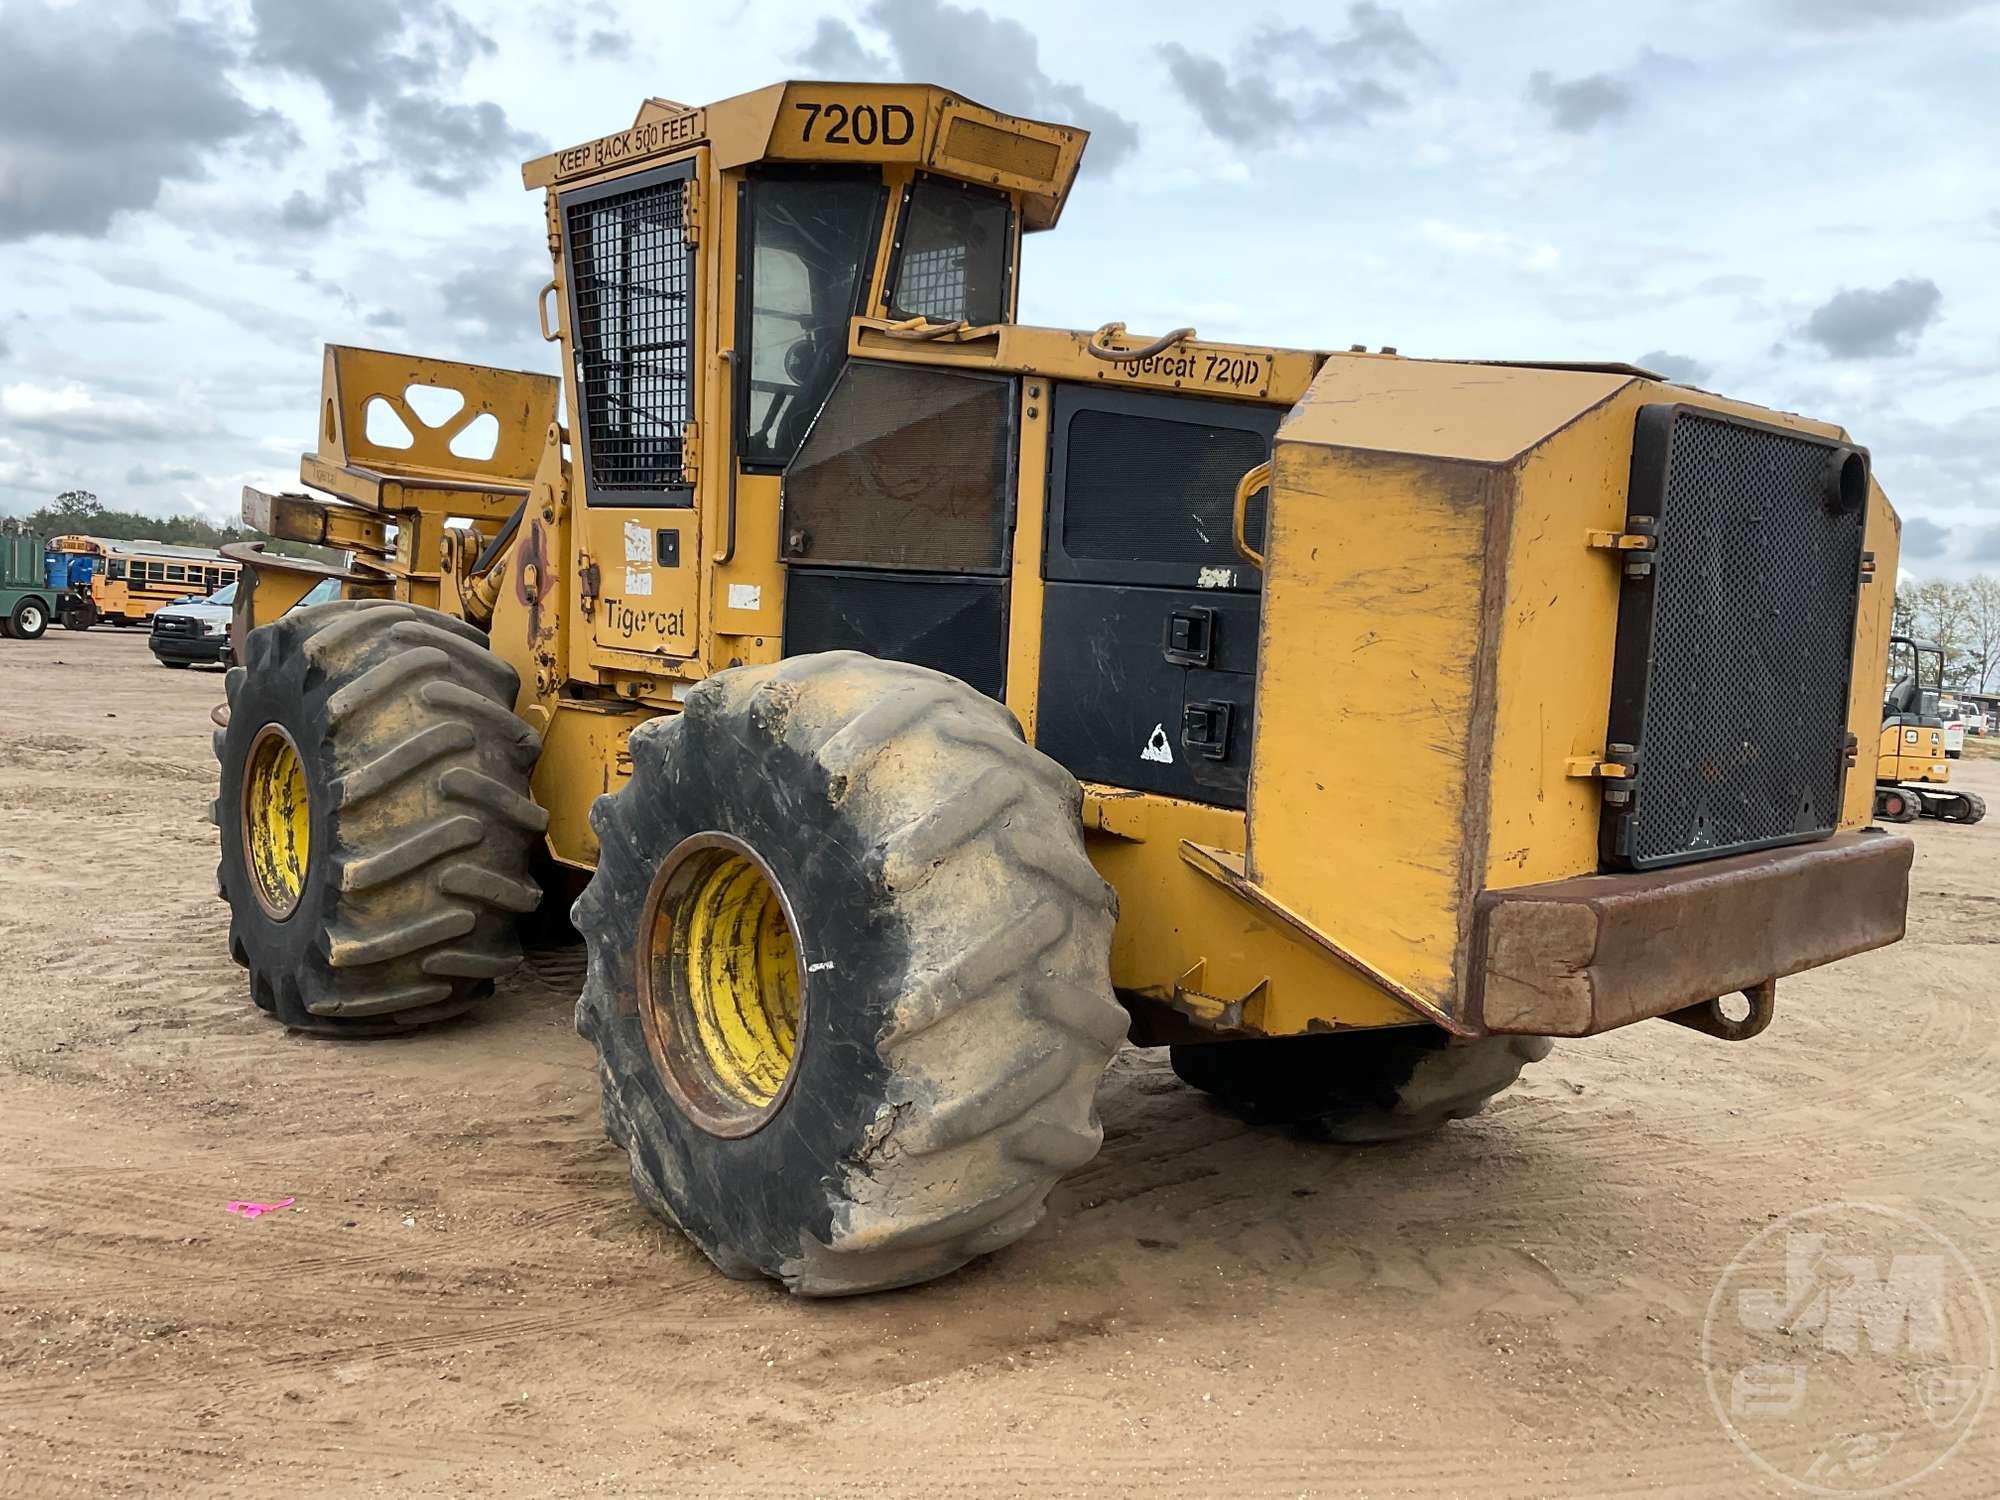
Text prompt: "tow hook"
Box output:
[[1661, 978, 1776, 1041]]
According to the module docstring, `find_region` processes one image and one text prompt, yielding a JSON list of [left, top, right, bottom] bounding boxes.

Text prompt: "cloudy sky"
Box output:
[[2, 0, 1996, 575]]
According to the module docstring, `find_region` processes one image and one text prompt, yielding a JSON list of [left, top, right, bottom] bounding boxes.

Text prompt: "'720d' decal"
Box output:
[[793, 100, 917, 147]]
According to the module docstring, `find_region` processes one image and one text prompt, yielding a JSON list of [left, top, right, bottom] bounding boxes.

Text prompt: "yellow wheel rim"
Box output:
[[638, 835, 805, 1137], [243, 725, 311, 920]]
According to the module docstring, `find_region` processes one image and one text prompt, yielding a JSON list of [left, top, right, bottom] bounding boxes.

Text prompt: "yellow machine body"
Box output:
[[1878, 721, 1950, 786], [236, 81, 1912, 1049]]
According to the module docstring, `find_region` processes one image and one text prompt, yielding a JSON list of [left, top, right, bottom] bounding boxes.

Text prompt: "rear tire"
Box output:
[[211, 599, 547, 1035], [10, 599, 48, 640], [1171, 1028, 1551, 1142], [575, 653, 1124, 1295]]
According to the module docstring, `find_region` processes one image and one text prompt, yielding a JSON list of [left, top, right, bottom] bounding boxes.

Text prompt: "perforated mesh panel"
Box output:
[[566, 173, 693, 493], [783, 363, 1014, 574], [1061, 409, 1268, 569], [782, 570, 1006, 699], [1607, 409, 1866, 869]]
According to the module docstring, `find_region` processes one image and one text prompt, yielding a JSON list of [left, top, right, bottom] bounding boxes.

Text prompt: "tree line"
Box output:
[[1894, 576, 2000, 692], [5, 489, 341, 565]]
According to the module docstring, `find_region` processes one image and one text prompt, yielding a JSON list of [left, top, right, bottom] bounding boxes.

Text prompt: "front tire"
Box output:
[[575, 653, 1125, 1296], [1171, 1028, 1551, 1142], [212, 599, 547, 1035]]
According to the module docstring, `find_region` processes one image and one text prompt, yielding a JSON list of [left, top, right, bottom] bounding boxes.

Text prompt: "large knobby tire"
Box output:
[[575, 653, 1125, 1296], [211, 599, 547, 1036], [1171, 1028, 1552, 1142]]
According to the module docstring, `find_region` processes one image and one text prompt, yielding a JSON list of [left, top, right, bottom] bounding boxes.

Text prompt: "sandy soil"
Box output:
[[1, 627, 1995, 1498]]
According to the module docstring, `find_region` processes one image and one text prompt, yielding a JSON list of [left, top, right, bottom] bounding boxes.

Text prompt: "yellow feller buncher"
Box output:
[[216, 83, 1915, 1295]]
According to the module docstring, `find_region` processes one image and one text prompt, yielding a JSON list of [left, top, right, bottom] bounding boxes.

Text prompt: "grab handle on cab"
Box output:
[[1232, 460, 1271, 569]]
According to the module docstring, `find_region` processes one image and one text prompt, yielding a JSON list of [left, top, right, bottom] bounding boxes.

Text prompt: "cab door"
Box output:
[[559, 150, 707, 671]]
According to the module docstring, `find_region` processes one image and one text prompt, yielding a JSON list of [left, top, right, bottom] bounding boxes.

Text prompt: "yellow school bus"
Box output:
[[89, 541, 240, 627]]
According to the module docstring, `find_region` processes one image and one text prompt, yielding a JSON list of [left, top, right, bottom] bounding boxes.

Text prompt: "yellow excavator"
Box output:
[[1876, 634, 1985, 824]]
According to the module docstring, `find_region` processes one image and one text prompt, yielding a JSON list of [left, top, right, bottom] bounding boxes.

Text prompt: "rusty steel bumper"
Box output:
[[1471, 831, 1913, 1038]]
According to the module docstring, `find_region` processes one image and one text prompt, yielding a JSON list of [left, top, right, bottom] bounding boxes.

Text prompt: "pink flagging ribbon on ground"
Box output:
[[223, 1197, 296, 1219]]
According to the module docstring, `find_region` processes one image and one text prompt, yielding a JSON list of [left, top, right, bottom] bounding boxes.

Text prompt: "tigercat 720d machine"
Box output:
[[215, 82, 1914, 1295]]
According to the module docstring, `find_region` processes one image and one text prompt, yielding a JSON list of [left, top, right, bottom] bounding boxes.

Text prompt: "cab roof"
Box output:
[[522, 81, 1088, 231]]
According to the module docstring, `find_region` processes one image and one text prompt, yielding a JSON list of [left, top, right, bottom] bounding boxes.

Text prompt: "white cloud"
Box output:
[[0, 0, 1992, 583], [1419, 219, 1561, 273]]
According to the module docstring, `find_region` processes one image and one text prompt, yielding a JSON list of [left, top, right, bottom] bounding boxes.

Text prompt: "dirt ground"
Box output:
[[1, 626, 1995, 1498]]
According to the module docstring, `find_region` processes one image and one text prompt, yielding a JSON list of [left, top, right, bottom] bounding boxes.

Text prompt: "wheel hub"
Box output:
[[637, 833, 804, 1137], [243, 724, 311, 919]]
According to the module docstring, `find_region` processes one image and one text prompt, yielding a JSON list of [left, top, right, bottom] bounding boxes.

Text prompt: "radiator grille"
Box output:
[[782, 570, 1006, 699], [566, 172, 693, 494], [1605, 407, 1867, 869]]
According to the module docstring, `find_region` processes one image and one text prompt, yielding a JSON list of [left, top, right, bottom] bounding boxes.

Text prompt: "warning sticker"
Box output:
[[622, 521, 650, 564], [1140, 724, 1174, 764], [623, 566, 653, 597], [726, 582, 762, 611]]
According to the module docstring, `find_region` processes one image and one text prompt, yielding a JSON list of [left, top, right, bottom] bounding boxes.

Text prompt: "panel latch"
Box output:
[[1162, 607, 1215, 667], [1182, 700, 1234, 761]]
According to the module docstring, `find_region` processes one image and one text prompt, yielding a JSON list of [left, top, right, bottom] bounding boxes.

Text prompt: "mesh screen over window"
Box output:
[[566, 172, 694, 497], [783, 362, 1014, 574], [889, 179, 1011, 326]]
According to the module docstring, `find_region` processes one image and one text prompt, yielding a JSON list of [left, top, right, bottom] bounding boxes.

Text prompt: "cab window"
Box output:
[[738, 169, 884, 468], [888, 177, 1012, 327]]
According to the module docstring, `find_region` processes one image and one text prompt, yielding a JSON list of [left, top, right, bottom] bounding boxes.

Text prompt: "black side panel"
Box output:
[[1604, 404, 1868, 870], [783, 569, 1007, 700], [1047, 385, 1278, 591], [1037, 582, 1257, 807]]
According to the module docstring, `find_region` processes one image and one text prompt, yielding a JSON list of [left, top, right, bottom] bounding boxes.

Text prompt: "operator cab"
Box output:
[[1884, 635, 1945, 726], [738, 170, 1016, 472]]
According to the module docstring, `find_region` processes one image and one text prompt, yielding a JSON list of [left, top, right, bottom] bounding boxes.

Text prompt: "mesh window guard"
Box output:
[[890, 179, 1011, 327], [567, 171, 695, 497]]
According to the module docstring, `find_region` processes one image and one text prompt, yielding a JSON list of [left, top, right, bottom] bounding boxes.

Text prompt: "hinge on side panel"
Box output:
[[1860, 549, 1877, 585], [1565, 756, 1635, 778], [545, 190, 562, 258], [680, 420, 700, 489], [1567, 742, 1639, 803], [1586, 527, 1656, 551], [683, 176, 703, 247]]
